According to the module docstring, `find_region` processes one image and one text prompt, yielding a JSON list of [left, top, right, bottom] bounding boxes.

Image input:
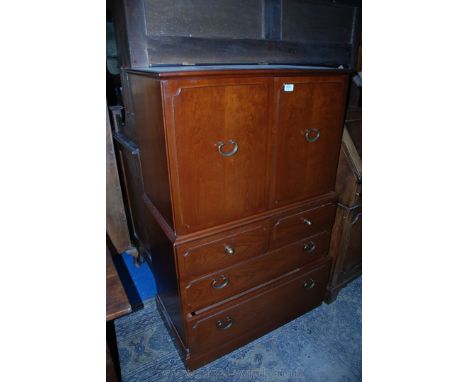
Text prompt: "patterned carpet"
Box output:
[[115, 277, 361, 382]]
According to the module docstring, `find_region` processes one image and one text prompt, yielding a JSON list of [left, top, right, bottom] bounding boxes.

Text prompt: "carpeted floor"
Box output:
[[115, 276, 361, 382]]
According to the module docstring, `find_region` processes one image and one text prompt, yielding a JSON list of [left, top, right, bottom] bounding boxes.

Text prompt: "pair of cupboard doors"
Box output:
[[159, 73, 348, 234]]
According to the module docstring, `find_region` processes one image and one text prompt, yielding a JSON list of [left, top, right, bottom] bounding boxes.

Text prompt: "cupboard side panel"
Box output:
[[128, 73, 174, 228]]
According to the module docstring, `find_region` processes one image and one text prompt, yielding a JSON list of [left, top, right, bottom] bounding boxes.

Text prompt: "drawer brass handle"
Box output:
[[216, 316, 234, 330], [211, 275, 229, 289], [303, 241, 316, 253], [305, 128, 320, 143], [303, 279, 316, 289], [302, 218, 313, 226], [216, 140, 238, 157], [224, 244, 235, 256]]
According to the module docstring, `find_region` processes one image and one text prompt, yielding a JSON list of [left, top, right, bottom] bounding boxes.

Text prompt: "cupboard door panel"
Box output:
[[272, 76, 348, 206], [164, 78, 271, 234]]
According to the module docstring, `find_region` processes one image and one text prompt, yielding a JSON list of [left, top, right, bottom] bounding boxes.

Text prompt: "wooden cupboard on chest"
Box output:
[[127, 66, 349, 370]]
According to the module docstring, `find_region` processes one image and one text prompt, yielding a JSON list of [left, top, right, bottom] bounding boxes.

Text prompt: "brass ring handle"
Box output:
[[224, 245, 235, 256], [216, 316, 234, 330], [216, 140, 238, 157], [305, 128, 320, 143], [303, 241, 316, 253], [302, 218, 313, 226], [211, 275, 229, 289], [303, 279, 316, 289]]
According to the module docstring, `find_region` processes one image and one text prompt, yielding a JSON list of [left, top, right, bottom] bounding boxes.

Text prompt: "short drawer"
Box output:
[[181, 230, 331, 313], [187, 259, 331, 355], [176, 221, 269, 281], [270, 202, 336, 249]]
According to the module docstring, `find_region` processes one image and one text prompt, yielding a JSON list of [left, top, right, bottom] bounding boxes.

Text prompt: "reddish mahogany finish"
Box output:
[[176, 221, 270, 281], [181, 231, 331, 313], [270, 202, 337, 250], [162, 77, 273, 234], [271, 76, 348, 207], [128, 68, 349, 370], [186, 260, 331, 366]]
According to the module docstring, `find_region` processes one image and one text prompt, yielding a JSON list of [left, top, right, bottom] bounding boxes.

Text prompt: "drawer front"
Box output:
[[182, 231, 331, 313], [176, 221, 269, 281], [187, 260, 331, 354], [270, 203, 336, 249]]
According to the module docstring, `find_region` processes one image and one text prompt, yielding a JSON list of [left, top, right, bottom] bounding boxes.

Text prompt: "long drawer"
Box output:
[[270, 202, 336, 249], [187, 259, 331, 355], [181, 230, 331, 313]]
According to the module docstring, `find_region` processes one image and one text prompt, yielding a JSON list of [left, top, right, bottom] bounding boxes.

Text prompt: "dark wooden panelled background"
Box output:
[[111, 0, 361, 68]]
